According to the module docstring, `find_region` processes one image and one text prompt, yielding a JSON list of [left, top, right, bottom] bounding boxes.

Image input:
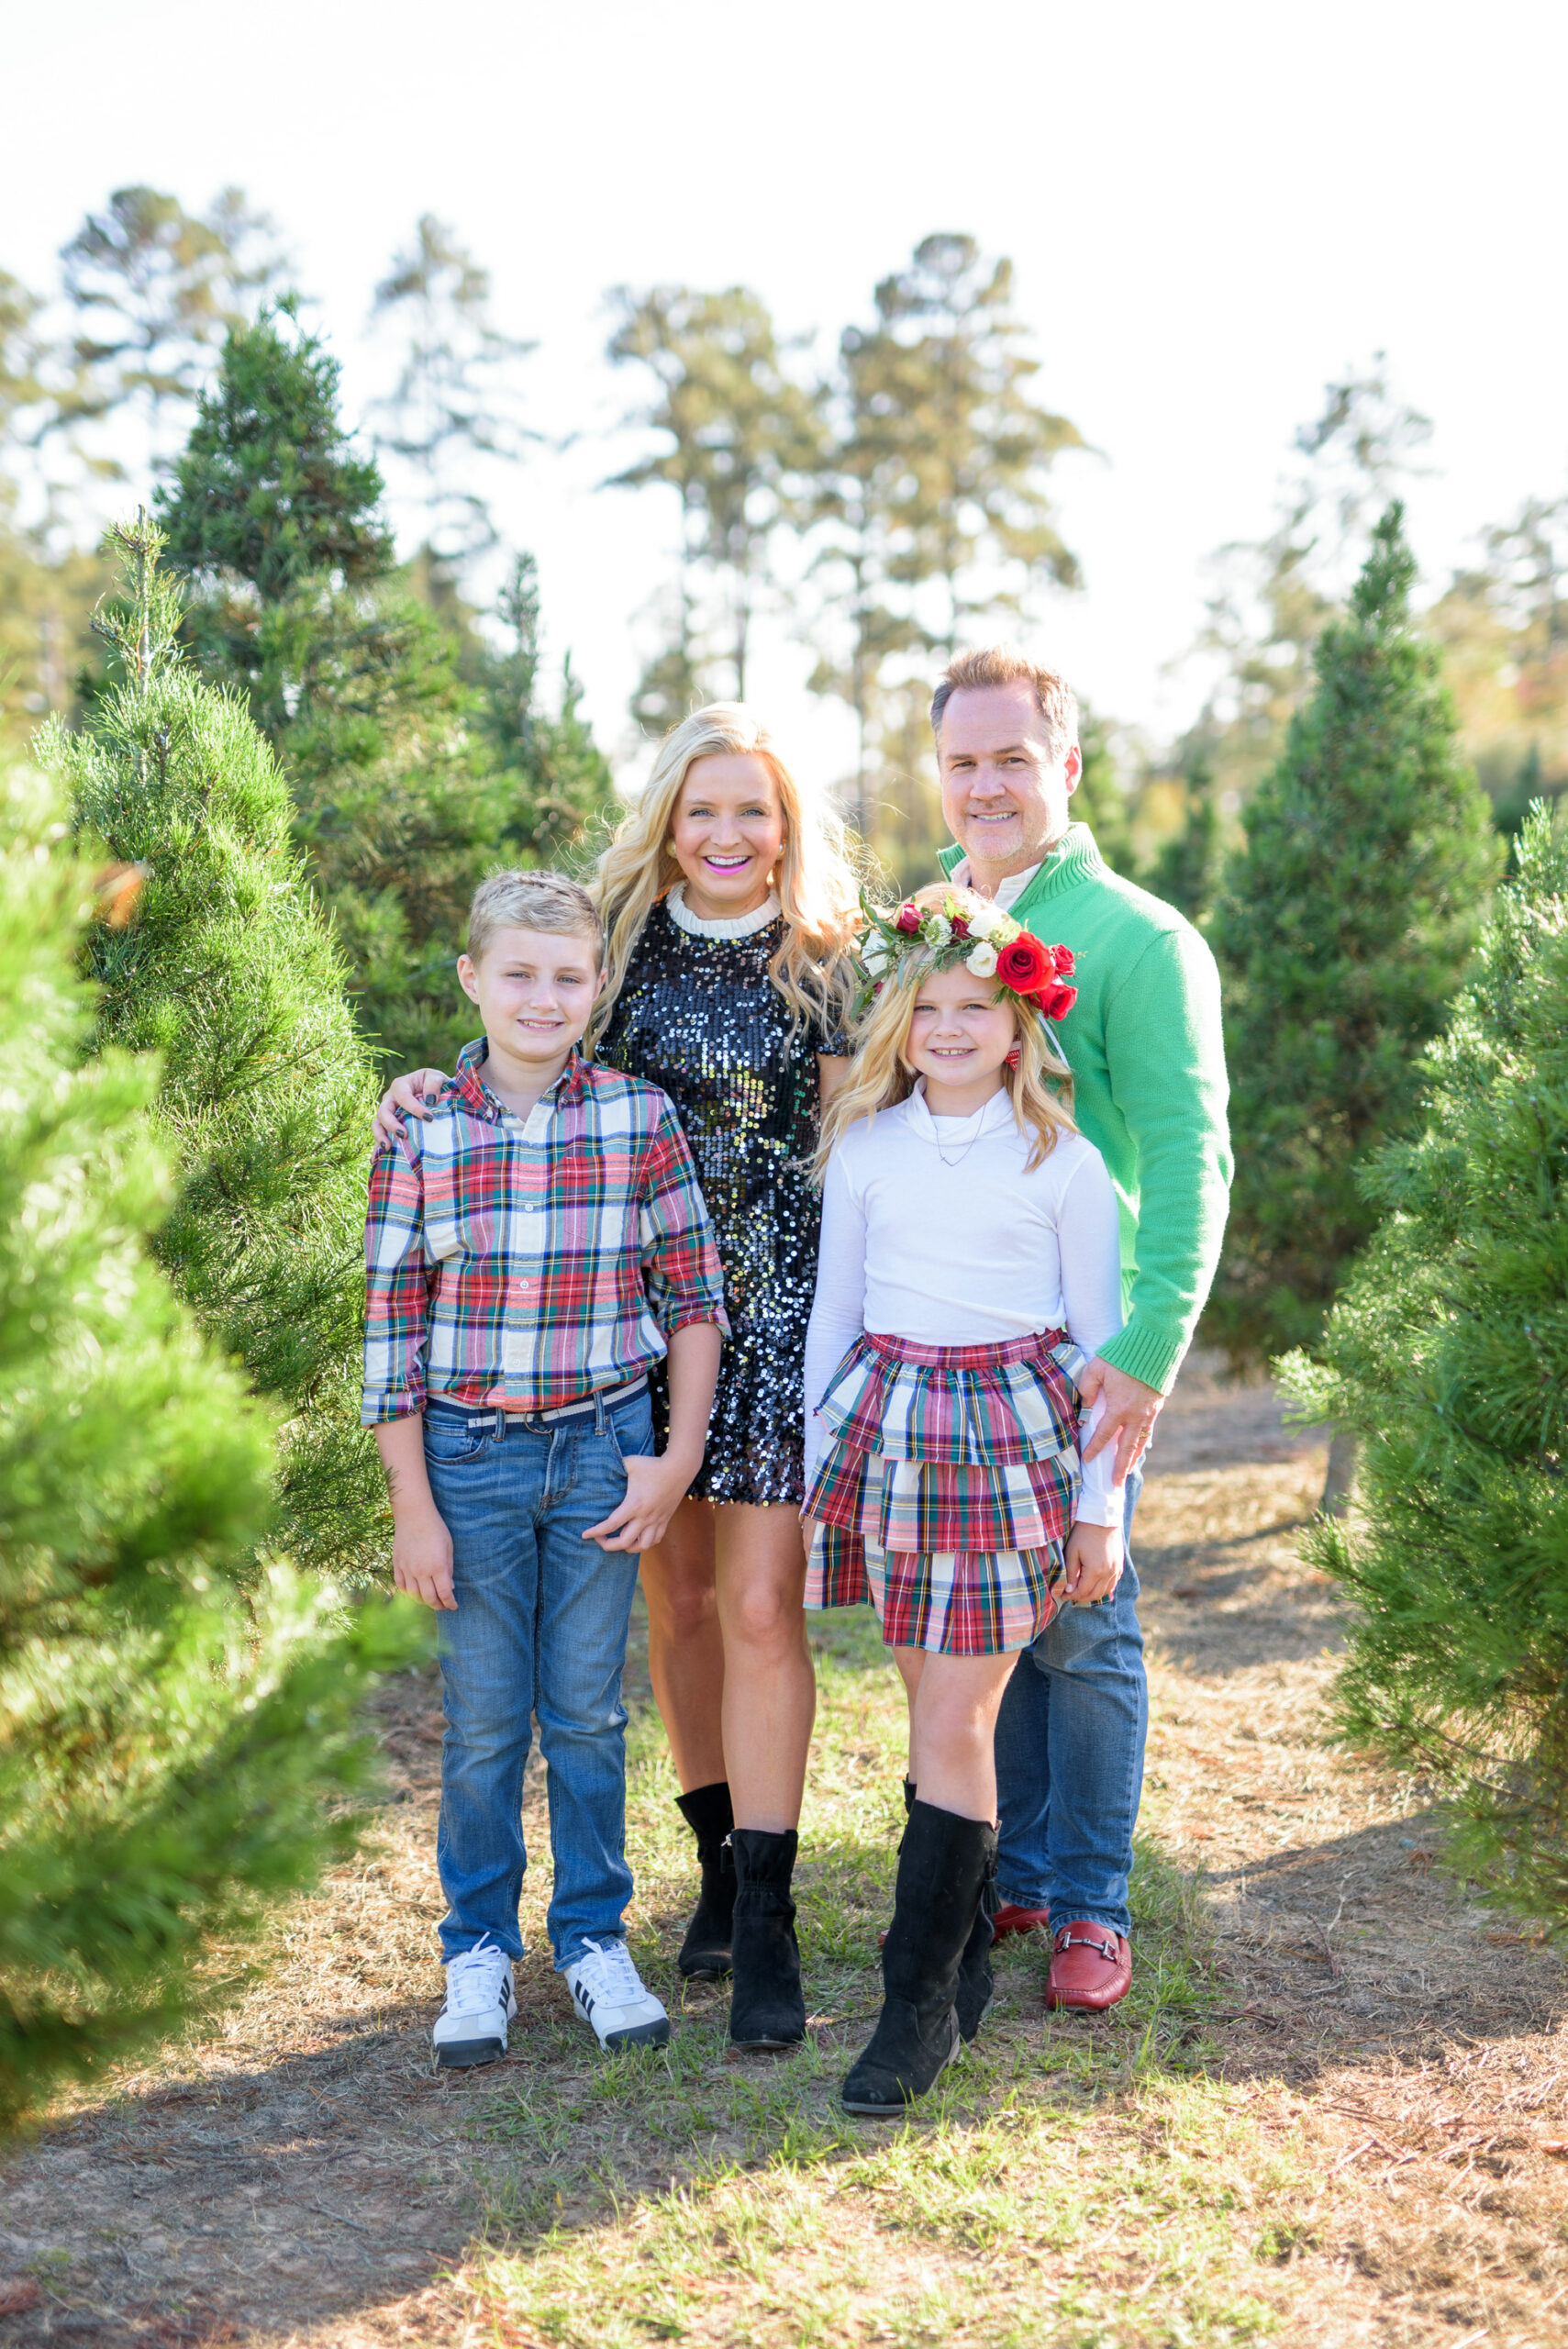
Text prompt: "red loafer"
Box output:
[[1047, 1920, 1131, 2010], [992, 1902, 1051, 1942]]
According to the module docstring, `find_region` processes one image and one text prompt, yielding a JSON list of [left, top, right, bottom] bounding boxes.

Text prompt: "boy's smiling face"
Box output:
[[457, 924, 605, 1092]]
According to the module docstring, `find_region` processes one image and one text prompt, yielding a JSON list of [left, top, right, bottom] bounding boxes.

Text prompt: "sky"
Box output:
[[5, 0, 1565, 786]]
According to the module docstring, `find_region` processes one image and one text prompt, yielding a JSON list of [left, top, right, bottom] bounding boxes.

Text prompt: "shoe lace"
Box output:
[[577, 1935, 644, 2002], [445, 1934, 511, 2017]]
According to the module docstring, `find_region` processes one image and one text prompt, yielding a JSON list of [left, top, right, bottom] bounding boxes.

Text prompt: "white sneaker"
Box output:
[[432, 1935, 517, 2068], [564, 1937, 670, 2051]]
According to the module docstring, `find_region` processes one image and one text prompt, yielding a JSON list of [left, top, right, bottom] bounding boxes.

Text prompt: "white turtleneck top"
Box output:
[[803, 1084, 1126, 1525]]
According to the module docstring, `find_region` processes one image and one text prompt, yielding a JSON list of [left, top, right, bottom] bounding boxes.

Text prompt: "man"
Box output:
[[932, 646, 1231, 2011]]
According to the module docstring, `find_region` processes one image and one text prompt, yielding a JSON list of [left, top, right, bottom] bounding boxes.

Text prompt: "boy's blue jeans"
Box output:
[[994, 1459, 1148, 1942], [423, 1386, 653, 1972]]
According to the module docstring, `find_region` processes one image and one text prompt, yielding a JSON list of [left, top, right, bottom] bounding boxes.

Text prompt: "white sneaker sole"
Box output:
[[584, 2011, 670, 2051], [433, 2031, 508, 2069]]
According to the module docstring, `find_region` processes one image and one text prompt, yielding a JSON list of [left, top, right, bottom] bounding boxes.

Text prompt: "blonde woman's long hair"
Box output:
[[591, 705, 861, 1040], [815, 885, 1078, 1177]]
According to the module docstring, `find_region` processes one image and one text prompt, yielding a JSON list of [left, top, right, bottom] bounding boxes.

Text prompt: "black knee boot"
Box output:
[[674, 1782, 736, 1979], [955, 1841, 999, 2043], [728, 1827, 806, 2049], [842, 1801, 995, 2115], [895, 1779, 991, 2039]]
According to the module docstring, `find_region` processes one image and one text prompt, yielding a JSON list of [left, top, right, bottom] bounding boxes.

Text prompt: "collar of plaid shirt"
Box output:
[[450, 1035, 589, 1125]]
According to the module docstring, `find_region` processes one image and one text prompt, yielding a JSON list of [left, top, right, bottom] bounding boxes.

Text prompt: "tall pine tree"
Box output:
[[0, 761, 412, 2132], [1282, 806, 1568, 1931], [1208, 506, 1500, 1500], [43, 515, 384, 1575], [158, 305, 614, 1068]]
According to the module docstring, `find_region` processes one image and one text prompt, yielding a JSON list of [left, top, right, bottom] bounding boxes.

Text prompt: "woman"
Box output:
[[376, 707, 859, 2048]]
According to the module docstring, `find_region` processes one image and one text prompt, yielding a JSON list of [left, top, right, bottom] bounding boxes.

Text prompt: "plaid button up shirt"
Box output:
[[361, 1040, 728, 1424]]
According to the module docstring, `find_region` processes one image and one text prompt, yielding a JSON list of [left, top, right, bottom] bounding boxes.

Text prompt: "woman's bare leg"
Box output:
[[904, 1651, 1019, 1821], [639, 1497, 727, 1791], [714, 1503, 816, 1831]]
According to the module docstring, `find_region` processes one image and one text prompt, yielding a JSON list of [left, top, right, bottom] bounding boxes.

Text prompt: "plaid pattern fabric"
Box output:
[[803, 1329, 1082, 1654], [362, 1041, 727, 1423], [813, 1327, 1088, 1466], [806, 1448, 1076, 1554]]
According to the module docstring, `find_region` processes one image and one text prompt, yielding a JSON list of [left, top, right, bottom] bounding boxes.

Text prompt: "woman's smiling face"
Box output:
[[669, 752, 786, 920]]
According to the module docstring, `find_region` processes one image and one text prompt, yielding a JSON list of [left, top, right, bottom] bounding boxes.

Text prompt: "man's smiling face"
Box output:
[[937, 680, 1082, 886]]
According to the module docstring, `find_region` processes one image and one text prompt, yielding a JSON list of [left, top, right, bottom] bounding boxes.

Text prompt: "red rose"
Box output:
[[995, 933, 1052, 995], [1051, 944, 1075, 977], [1039, 982, 1079, 1021], [894, 902, 922, 935], [949, 914, 971, 939]]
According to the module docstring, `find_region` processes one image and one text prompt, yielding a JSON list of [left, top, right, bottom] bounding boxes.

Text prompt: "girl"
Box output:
[[802, 883, 1124, 2115], [375, 707, 859, 2049]]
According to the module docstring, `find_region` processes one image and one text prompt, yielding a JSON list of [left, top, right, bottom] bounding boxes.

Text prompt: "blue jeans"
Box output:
[[424, 1386, 654, 1971], [993, 1460, 1147, 1941]]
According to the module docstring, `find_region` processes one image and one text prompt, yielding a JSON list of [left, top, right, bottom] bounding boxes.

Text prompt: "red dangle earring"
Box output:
[[1005, 1043, 1021, 1069]]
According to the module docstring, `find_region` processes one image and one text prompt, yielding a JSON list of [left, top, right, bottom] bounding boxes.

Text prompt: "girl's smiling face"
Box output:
[[669, 752, 786, 920], [903, 963, 1018, 1113]]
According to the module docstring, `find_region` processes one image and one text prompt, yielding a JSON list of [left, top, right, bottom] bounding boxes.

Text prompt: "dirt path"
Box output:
[[3, 1363, 1564, 2346]]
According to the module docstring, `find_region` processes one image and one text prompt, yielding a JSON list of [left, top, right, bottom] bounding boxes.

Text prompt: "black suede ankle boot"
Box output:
[[841, 1802, 995, 2115], [902, 1776, 917, 1817], [728, 1827, 806, 2049], [674, 1782, 736, 1979]]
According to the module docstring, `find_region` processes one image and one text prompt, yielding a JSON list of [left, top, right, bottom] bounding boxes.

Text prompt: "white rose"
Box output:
[[862, 932, 891, 973], [966, 940, 998, 978], [925, 913, 952, 946]]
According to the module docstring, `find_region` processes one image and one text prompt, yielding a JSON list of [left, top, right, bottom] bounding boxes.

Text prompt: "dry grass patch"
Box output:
[[2, 1355, 1563, 2347]]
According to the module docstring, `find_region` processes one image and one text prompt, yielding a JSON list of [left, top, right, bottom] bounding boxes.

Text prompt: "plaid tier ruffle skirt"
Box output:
[[802, 1329, 1088, 1655]]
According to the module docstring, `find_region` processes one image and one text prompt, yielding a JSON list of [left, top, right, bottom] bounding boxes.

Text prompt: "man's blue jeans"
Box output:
[[423, 1387, 653, 1972], [994, 1459, 1147, 1941]]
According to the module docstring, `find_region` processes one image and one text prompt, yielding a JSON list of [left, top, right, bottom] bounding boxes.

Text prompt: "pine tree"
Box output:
[[1281, 805, 1568, 1930], [42, 515, 385, 1575], [1148, 750, 1223, 924], [0, 760, 412, 2132], [1208, 507, 1502, 1421], [158, 308, 614, 1069]]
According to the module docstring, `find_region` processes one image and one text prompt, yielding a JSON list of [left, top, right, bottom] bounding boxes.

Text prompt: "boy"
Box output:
[[363, 871, 725, 2067]]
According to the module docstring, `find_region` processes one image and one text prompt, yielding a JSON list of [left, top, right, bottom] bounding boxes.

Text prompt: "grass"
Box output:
[[451, 1603, 1302, 2348]]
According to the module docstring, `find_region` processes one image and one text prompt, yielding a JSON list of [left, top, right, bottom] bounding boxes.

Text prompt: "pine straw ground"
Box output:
[[3, 1360, 1565, 2348]]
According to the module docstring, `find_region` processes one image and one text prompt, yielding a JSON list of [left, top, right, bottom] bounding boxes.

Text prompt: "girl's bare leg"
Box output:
[[714, 1503, 816, 1831], [893, 1647, 924, 1782], [903, 1650, 1019, 1821], [638, 1497, 727, 1791]]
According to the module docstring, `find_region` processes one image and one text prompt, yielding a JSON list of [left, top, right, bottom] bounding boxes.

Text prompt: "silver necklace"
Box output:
[[930, 1113, 987, 1172]]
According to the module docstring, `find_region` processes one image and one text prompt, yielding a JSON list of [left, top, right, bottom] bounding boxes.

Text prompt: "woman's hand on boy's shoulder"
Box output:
[[374, 1067, 450, 1149]]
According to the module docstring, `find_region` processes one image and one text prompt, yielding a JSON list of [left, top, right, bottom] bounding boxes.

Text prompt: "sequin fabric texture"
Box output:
[[596, 897, 841, 1506]]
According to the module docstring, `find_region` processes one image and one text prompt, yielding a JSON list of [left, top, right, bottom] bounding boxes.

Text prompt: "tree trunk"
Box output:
[[1320, 1424, 1360, 1517]]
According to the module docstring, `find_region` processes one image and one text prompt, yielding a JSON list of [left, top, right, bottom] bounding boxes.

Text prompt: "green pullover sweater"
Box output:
[[940, 823, 1231, 1395]]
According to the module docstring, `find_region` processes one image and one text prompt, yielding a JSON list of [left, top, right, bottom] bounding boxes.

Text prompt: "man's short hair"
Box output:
[[467, 869, 605, 964], [929, 646, 1080, 764]]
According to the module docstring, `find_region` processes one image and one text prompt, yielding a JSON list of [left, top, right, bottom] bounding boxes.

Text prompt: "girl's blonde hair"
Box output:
[[816, 885, 1077, 1176], [591, 704, 860, 1039]]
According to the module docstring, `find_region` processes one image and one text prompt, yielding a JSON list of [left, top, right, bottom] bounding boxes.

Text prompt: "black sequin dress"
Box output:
[[596, 890, 843, 1507]]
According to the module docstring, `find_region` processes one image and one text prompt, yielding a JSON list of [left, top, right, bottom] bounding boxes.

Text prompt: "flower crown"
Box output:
[[851, 888, 1079, 1024]]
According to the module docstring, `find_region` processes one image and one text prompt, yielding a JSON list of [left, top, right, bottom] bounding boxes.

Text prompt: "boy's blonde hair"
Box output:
[[467, 869, 605, 965], [592, 703, 860, 1037], [816, 885, 1077, 1177]]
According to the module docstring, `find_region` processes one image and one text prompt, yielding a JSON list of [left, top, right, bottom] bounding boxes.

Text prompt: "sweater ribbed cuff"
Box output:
[[1095, 1318, 1187, 1397]]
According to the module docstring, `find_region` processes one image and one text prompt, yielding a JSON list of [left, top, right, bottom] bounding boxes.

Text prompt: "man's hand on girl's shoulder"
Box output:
[[373, 1067, 450, 1148]]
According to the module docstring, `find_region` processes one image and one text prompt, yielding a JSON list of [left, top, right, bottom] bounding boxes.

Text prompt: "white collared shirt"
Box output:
[[803, 1084, 1126, 1521]]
